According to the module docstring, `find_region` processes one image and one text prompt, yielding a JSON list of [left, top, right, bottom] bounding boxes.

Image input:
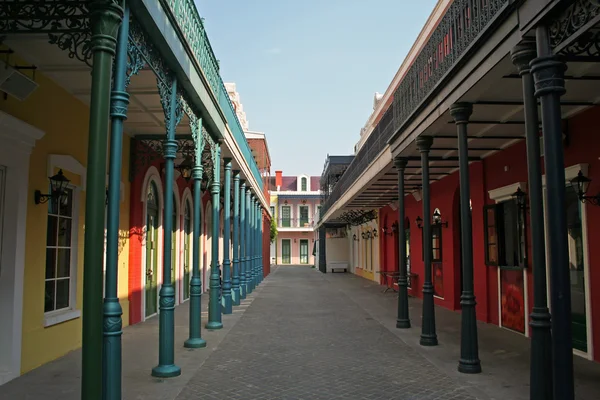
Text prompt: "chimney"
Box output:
[[275, 170, 283, 188]]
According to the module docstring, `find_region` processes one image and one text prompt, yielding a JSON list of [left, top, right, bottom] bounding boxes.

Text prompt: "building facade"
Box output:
[[270, 171, 321, 265], [317, 0, 600, 397], [0, 1, 271, 394]]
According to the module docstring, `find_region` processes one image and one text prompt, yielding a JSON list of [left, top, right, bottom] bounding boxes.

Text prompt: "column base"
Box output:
[[183, 337, 207, 349], [458, 359, 482, 374], [151, 364, 181, 378], [205, 321, 223, 330], [396, 319, 411, 329], [420, 334, 438, 346]]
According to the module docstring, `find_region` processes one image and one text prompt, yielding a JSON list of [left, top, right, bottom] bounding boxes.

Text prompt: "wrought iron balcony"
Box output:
[[161, 0, 264, 191], [278, 218, 316, 229], [321, 0, 513, 218]]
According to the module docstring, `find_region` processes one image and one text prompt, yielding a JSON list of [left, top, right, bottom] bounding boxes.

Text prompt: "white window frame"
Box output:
[[44, 183, 82, 327]]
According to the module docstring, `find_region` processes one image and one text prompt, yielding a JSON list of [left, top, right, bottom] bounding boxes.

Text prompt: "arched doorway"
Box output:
[[145, 181, 160, 318]]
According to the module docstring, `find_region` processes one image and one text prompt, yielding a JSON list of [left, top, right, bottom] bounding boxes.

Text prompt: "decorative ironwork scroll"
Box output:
[[338, 210, 377, 226], [0, 0, 89, 34], [550, 0, 600, 55], [128, 15, 170, 86]]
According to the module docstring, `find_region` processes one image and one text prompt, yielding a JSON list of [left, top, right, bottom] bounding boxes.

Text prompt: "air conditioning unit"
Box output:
[[0, 60, 39, 101]]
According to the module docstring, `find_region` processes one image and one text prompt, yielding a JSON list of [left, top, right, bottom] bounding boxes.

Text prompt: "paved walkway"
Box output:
[[2, 266, 599, 399]]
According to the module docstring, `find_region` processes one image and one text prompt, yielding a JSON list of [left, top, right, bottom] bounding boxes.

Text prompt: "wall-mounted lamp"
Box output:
[[382, 222, 398, 236], [175, 156, 194, 182], [511, 187, 528, 210], [34, 169, 70, 205], [416, 216, 423, 229], [432, 208, 448, 228], [571, 170, 600, 206]]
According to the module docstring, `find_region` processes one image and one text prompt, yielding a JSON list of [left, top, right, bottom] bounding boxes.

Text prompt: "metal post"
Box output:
[[232, 172, 241, 305], [81, 2, 123, 398], [394, 157, 410, 329], [450, 102, 482, 374], [532, 25, 573, 400], [511, 40, 553, 399], [151, 78, 181, 377], [239, 182, 247, 299], [249, 198, 256, 291], [206, 146, 223, 329], [417, 135, 438, 346], [102, 5, 128, 398], [222, 159, 233, 314], [184, 117, 206, 349], [259, 205, 263, 282], [246, 192, 253, 293], [254, 202, 259, 287]]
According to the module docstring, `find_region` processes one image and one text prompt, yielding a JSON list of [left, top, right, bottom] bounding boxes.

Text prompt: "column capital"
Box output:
[[416, 136, 434, 152], [233, 170, 240, 179], [192, 165, 203, 181], [510, 39, 537, 75], [240, 180, 246, 188], [393, 157, 408, 170], [223, 158, 232, 168], [531, 55, 566, 98], [450, 102, 473, 124], [163, 139, 178, 159], [89, 0, 123, 56]]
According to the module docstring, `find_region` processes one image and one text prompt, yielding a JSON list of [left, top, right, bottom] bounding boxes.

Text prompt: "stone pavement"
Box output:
[[176, 266, 488, 400]]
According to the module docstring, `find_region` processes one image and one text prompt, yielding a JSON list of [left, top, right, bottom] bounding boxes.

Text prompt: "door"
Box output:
[[566, 186, 588, 352], [183, 200, 191, 300], [299, 239, 309, 264], [171, 194, 177, 288], [281, 239, 291, 264], [281, 206, 291, 227], [145, 182, 159, 317], [299, 206, 309, 227], [0, 166, 4, 276]]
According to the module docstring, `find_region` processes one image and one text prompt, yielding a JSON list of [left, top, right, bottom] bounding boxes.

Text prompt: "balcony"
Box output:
[[161, 0, 263, 190], [320, 0, 513, 217], [277, 218, 316, 230]]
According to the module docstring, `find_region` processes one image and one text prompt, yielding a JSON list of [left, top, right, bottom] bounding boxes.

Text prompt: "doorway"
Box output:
[[145, 181, 160, 317], [281, 239, 291, 264], [299, 239, 309, 264]]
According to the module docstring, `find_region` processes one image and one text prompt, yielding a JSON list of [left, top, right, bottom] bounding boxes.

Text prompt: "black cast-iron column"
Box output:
[[531, 25, 574, 400], [450, 102, 481, 374], [511, 39, 553, 400], [394, 157, 410, 329], [417, 136, 438, 346]]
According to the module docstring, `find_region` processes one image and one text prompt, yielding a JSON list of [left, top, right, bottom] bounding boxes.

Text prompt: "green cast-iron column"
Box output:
[[232, 172, 241, 305], [81, 1, 123, 398], [248, 197, 254, 292], [451, 103, 482, 374], [102, 5, 129, 398], [252, 199, 258, 289], [394, 157, 410, 329], [245, 189, 253, 294], [239, 181, 247, 299], [417, 135, 438, 347], [206, 145, 223, 329], [532, 25, 574, 399], [258, 205, 263, 283], [221, 159, 233, 314], [511, 40, 553, 400], [184, 117, 206, 349], [151, 78, 181, 378]]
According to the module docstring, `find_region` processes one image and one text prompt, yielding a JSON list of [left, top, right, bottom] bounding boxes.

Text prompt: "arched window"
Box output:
[[301, 177, 307, 191], [145, 181, 160, 317]]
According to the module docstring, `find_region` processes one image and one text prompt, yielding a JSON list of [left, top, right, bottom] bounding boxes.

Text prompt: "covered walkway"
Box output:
[[2, 267, 600, 399]]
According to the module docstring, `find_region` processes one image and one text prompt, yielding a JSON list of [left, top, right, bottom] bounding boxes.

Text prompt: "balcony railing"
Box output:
[[321, 0, 513, 218], [278, 218, 316, 229], [161, 0, 264, 191]]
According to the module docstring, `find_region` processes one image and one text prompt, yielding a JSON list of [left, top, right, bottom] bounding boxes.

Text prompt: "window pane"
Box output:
[[45, 280, 56, 312], [59, 189, 73, 217], [47, 216, 58, 246], [488, 244, 498, 264], [48, 195, 58, 215], [487, 227, 497, 245], [57, 218, 72, 247], [57, 249, 71, 278], [55, 278, 70, 310], [46, 248, 56, 279], [502, 202, 518, 267]]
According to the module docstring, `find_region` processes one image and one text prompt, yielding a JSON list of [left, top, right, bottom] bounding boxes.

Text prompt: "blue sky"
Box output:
[[195, 0, 438, 176]]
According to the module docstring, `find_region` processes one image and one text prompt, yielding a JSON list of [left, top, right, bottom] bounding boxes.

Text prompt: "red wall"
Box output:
[[376, 106, 600, 361]]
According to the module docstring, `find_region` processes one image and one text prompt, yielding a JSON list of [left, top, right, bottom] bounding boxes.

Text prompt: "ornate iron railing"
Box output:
[[161, 0, 263, 190], [320, 0, 513, 218]]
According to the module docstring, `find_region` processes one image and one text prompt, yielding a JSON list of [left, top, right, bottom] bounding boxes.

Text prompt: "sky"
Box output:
[[195, 0, 438, 176]]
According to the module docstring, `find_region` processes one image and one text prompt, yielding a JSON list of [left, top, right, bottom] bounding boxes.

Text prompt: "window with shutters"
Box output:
[[483, 200, 527, 268]]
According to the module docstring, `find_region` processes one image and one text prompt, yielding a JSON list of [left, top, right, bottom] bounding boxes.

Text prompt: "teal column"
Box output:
[[81, 2, 123, 398], [250, 197, 257, 291], [221, 159, 233, 314], [184, 118, 206, 349], [245, 189, 253, 294], [258, 205, 263, 283], [151, 78, 181, 378], [253, 202, 258, 287], [256, 202, 261, 285], [206, 146, 223, 329], [239, 182, 247, 299], [232, 172, 241, 305], [102, 5, 129, 398]]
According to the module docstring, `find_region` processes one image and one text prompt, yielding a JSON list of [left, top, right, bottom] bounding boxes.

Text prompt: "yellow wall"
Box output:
[[0, 51, 131, 374]]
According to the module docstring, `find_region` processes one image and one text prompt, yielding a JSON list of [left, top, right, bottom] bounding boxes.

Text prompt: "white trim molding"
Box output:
[[488, 182, 526, 203]]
